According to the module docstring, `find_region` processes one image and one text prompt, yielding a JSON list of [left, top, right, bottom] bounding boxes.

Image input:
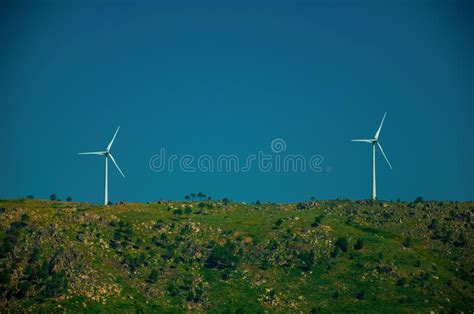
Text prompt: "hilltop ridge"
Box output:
[[0, 198, 472, 312]]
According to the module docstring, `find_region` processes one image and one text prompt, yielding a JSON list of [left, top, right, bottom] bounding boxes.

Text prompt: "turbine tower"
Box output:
[[79, 126, 125, 205], [352, 113, 392, 200]]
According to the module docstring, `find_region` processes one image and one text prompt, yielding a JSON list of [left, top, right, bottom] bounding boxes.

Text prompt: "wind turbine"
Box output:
[[352, 113, 392, 200], [79, 126, 125, 205]]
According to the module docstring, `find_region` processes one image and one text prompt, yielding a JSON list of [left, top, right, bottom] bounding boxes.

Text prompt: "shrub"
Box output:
[[397, 277, 407, 286], [26, 195, 34, 199], [66, 196, 72, 202], [146, 269, 159, 283], [454, 232, 467, 247], [296, 202, 307, 210], [354, 238, 364, 250], [222, 198, 230, 205], [311, 215, 324, 227], [173, 209, 183, 216], [330, 246, 340, 258], [122, 253, 146, 271], [428, 219, 438, 230], [0, 268, 11, 284], [335, 237, 349, 252], [414, 196, 423, 204], [297, 250, 314, 272], [356, 291, 365, 300], [50, 194, 57, 201], [21, 213, 30, 223], [402, 237, 413, 248], [184, 207, 192, 214], [275, 218, 283, 227], [205, 242, 239, 269]]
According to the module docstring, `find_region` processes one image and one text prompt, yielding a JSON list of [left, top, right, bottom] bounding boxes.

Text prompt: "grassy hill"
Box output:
[[0, 198, 472, 313]]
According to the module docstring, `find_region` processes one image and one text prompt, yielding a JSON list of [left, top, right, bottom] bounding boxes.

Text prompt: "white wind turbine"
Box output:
[[352, 113, 392, 200], [79, 126, 125, 205]]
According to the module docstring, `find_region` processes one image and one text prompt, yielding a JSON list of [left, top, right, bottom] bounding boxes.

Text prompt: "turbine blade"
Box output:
[[377, 142, 392, 169], [374, 112, 387, 140], [108, 153, 125, 178], [78, 151, 106, 156], [351, 139, 373, 143], [107, 126, 120, 152]]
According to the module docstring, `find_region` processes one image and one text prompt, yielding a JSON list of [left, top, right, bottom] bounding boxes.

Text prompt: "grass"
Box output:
[[0, 198, 472, 312]]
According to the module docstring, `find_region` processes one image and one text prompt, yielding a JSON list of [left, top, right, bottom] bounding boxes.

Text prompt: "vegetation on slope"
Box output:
[[0, 198, 472, 312]]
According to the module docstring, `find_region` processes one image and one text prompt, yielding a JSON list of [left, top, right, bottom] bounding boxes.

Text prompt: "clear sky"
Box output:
[[1, 0, 473, 203]]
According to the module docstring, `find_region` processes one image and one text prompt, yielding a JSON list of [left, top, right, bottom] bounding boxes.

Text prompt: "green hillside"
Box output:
[[0, 198, 472, 313]]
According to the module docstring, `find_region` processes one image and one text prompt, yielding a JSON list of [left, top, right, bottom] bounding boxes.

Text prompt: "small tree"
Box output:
[[297, 250, 314, 272], [66, 196, 72, 202], [50, 194, 57, 201], [414, 196, 424, 204], [185, 195, 190, 201], [205, 242, 239, 269], [275, 218, 283, 227], [146, 269, 159, 283], [354, 238, 364, 250], [330, 246, 340, 258], [335, 237, 349, 252], [454, 232, 467, 247], [311, 215, 324, 227], [197, 192, 206, 200], [396, 277, 407, 286], [21, 213, 30, 223], [26, 195, 34, 199], [403, 236, 413, 248]]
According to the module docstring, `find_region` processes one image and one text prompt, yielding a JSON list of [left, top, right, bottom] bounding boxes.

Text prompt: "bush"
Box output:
[[184, 207, 192, 214], [354, 238, 364, 250], [146, 269, 159, 283], [330, 246, 340, 258], [397, 277, 407, 286], [50, 194, 57, 201], [297, 250, 314, 272], [402, 237, 413, 248], [21, 213, 30, 223], [222, 198, 230, 205], [205, 242, 239, 269], [66, 196, 72, 202], [296, 202, 307, 210], [428, 219, 438, 230], [454, 232, 467, 247], [335, 237, 349, 252], [275, 218, 283, 227], [311, 215, 324, 227], [414, 196, 423, 204], [356, 291, 365, 300], [26, 195, 34, 199], [0, 268, 11, 284], [173, 209, 183, 216]]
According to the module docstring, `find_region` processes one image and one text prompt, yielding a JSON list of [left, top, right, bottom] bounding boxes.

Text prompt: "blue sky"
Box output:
[[1, 0, 473, 203]]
